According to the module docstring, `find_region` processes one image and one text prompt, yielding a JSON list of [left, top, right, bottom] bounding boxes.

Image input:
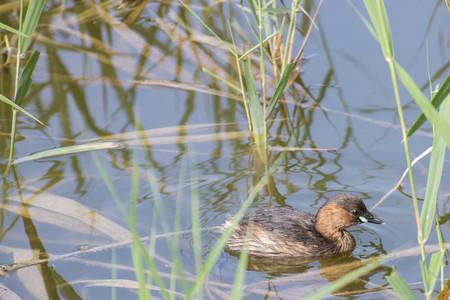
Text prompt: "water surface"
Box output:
[[0, 1, 449, 299]]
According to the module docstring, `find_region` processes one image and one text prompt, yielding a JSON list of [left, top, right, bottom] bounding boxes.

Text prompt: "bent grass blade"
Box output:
[[0, 94, 45, 127], [0, 22, 30, 36], [13, 130, 250, 165], [13, 142, 121, 165]]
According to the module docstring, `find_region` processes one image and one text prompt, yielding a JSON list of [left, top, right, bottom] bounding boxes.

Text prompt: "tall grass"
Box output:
[[1, 0, 45, 173], [362, 1, 448, 298], [307, 1, 450, 298], [180, 0, 324, 154], [94, 147, 267, 298]]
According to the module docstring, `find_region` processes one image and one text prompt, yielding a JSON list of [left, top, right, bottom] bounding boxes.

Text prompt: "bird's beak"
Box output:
[[359, 212, 384, 224]]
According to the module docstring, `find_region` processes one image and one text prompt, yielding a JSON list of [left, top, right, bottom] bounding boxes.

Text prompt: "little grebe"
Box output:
[[224, 194, 383, 258]]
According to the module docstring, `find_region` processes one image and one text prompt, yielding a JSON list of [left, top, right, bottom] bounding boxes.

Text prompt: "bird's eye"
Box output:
[[351, 209, 358, 215]]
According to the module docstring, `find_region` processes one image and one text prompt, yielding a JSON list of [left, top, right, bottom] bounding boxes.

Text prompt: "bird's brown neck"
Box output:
[[314, 204, 357, 253]]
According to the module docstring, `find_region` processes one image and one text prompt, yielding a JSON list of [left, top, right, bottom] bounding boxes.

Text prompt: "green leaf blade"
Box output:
[[427, 252, 445, 294], [0, 22, 29, 36], [16, 51, 40, 105], [420, 95, 450, 241], [386, 269, 417, 300], [267, 62, 295, 119], [243, 59, 265, 144], [188, 177, 267, 298], [20, 0, 46, 53], [13, 142, 120, 165], [0, 93, 45, 127], [395, 63, 450, 147], [230, 241, 249, 300], [408, 74, 450, 137]]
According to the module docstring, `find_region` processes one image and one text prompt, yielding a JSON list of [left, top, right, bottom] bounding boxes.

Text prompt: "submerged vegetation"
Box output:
[[0, 0, 449, 299]]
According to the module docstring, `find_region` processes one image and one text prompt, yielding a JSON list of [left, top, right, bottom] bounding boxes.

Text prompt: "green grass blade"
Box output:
[[395, 64, 450, 147], [262, 7, 292, 14], [386, 269, 417, 300], [202, 67, 241, 93], [190, 167, 202, 278], [186, 155, 204, 296], [363, 3, 423, 255], [304, 258, 385, 300], [5, 109, 18, 173], [246, 0, 258, 24], [427, 252, 445, 295], [138, 228, 170, 299], [239, 32, 278, 61], [420, 96, 450, 241], [408, 74, 450, 137], [282, 0, 301, 68], [266, 62, 295, 119], [243, 59, 265, 144], [375, 0, 393, 57], [129, 149, 149, 300], [135, 172, 170, 299], [0, 22, 30, 36], [147, 204, 158, 299], [228, 22, 252, 133], [255, 0, 267, 142], [15, 78, 31, 107], [346, 0, 377, 39], [230, 240, 249, 300], [436, 218, 446, 253], [20, 0, 45, 53], [169, 165, 189, 298], [16, 50, 40, 105], [436, 219, 446, 292], [420, 259, 430, 293], [188, 177, 267, 298], [177, 0, 235, 54], [91, 152, 127, 218], [0, 93, 45, 127], [13, 142, 120, 165], [93, 150, 167, 298], [363, 0, 392, 59], [146, 171, 171, 242]]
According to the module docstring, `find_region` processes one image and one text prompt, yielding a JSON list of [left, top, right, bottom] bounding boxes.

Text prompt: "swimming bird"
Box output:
[[224, 194, 383, 258]]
